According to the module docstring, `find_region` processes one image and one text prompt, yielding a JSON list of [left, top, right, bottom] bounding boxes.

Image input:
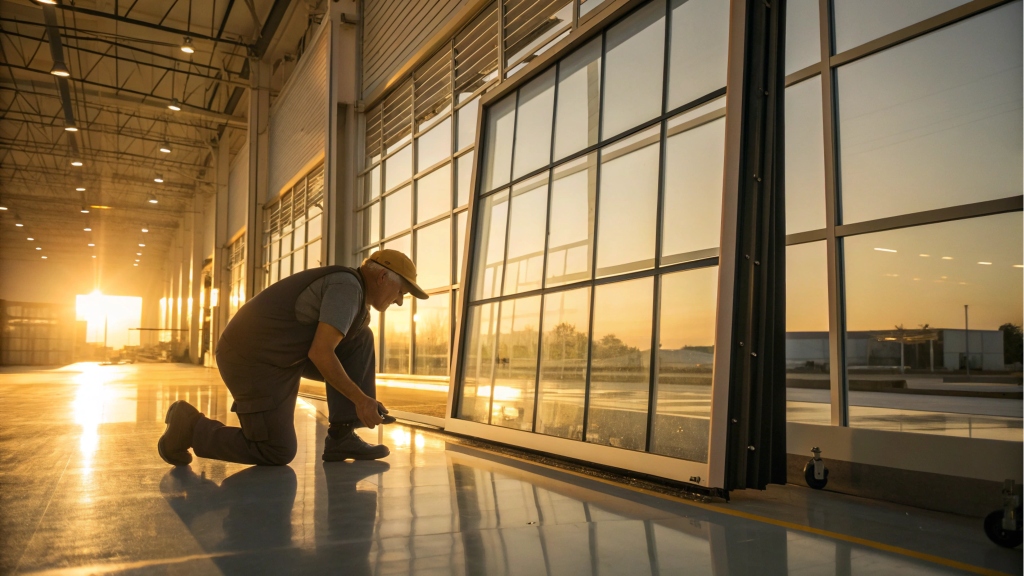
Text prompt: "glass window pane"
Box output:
[[786, 241, 831, 426], [384, 185, 412, 238], [493, 295, 542, 430], [456, 150, 475, 207], [416, 219, 452, 290], [456, 210, 468, 284], [293, 246, 306, 272], [383, 295, 412, 374], [651, 266, 717, 462], [661, 116, 724, 265], [838, 4, 1023, 224], [596, 126, 660, 277], [512, 68, 556, 179], [786, 77, 826, 234], [546, 154, 596, 287], [537, 287, 591, 439], [459, 302, 499, 423], [602, 1, 665, 138], [482, 94, 517, 192], [667, 0, 729, 110], [281, 232, 293, 255], [580, 0, 606, 18], [471, 190, 510, 301], [364, 166, 381, 202], [280, 253, 292, 279], [786, 0, 820, 75], [504, 174, 549, 295], [307, 214, 322, 241], [417, 116, 452, 172], [834, 0, 970, 54], [363, 203, 380, 245], [554, 38, 602, 161], [384, 233, 411, 257], [588, 277, 653, 450], [292, 224, 305, 251], [385, 145, 413, 191], [457, 97, 480, 151], [416, 163, 452, 223], [844, 214, 1023, 440], [414, 294, 450, 376], [307, 239, 321, 268]]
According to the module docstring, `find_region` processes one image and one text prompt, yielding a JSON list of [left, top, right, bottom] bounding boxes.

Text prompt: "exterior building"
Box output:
[[151, 0, 1022, 506]]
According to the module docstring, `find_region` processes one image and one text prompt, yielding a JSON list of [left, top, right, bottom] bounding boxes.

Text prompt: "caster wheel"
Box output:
[[984, 508, 1023, 549], [803, 459, 828, 490]]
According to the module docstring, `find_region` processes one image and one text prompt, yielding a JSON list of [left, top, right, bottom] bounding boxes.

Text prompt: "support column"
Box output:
[[325, 0, 360, 267], [245, 60, 271, 296], [213, 143, 231, 363], [189, 194, 204, 365]]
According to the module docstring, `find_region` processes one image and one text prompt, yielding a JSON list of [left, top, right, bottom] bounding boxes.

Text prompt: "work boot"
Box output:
[[322, 428, 390, 462], [158, 400, 201, 466]]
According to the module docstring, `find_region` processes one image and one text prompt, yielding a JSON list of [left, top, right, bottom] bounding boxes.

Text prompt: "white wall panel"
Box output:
[[228, 144, 249, 239], [362, 0, 469, 99], [268, 25, 328, 202]]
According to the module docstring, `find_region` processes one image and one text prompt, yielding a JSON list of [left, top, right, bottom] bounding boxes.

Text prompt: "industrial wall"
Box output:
[[228, 145, 248, 240]]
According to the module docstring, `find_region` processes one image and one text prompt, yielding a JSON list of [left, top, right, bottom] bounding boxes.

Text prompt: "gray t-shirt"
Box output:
[[294, 272, 364, 335]]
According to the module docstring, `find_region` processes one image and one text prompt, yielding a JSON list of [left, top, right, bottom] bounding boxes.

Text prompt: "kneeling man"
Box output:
[[158, 249, 428, 466]]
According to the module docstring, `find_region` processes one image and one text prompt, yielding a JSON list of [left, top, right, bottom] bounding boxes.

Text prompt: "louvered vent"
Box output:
[[382, 78, 414, 153], [504, 0, 573, 71], [454, 2, 500, 103], [414, 45, 453, 131]]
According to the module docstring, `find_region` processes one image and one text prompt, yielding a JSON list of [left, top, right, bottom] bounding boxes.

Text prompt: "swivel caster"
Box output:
[[803, 446, 828, 490], [984, 480, 1022, 548]]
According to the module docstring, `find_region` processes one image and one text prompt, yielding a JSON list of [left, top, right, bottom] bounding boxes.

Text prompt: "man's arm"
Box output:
[[307, 321, 383, 428]]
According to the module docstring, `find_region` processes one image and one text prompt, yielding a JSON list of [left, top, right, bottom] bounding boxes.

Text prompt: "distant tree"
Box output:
[[999, 323, 1023, 365], [545, 322, 588, 360], [592, 333, 640, 362]]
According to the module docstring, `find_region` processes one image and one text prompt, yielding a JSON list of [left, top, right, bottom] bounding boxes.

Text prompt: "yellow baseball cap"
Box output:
[[364, 249, 429, 299]]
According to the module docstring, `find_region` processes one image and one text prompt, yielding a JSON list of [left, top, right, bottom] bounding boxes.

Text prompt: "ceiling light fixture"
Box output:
[[136, 252, 142, 256], [159, 142, 172, 153], [154, 174, 164, 183], [92, 255, 96, 259], [50, 61, 71, 77], [81, 206, 90, 214], [14, 215, 23, 227], [88, 243, 95, 247], [147, 193, 159, 204], [180, 36, 195, 54], [142, 224, 149, 233], [168, 98, 182, 112], [76, 187, 86, 192], [64, 122, 78, 132], [37, 0, 57, 4], [26, 237, 34, 241], [35, 247, 41, 251], [138, 243, 146, 247], [41, 256, 48, 259], [84, 226, 92, 232], [0, 203, 7, 211], [71, 159, 83, 167]]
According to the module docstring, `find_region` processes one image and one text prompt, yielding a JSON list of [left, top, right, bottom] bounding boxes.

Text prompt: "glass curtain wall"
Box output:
[[227, 236, 246, 320], [456, 0, 730, 463], [783, 0, 1023, 439], [261, 165, 325, 289]]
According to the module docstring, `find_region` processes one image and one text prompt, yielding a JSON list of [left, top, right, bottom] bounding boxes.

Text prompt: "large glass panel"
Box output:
[[384, 233, 411, 257], [661, 115, 724, 265], [362, 203, 380, 245], [384, 185, 412, 238], [415, 219, 452, 290], [504, 174, 549, 295], [537, 287, 591, 439], [587, 277, 653, 450], [596, 126, 660, 277], [838, 4, 1023, 224], [602, 1, 665, 138], [456, 210, 468, 283], [492, 296, 542, 430], [833, 0, 970, 54], [460, 302, 499, 422], [546, 154, 596, 287], [651, 266, 717, 462], [456, 151, 475, 207], [307, 214, 322, 241], [785, 241, 831, 426], [307, 239, 321, 267], [786, 0, 820, 75], [667, 0, 729, 110], [385, 145, 413, 191], [416, 163, 452, 223], [414, 294, 450, 377], [383, 295, 413, 374], [457, 97, 480, 151], [471, 190, 510, 301], [482, 94, 517, 192], [553, 38, 602, 161], [785, 77, 826, 234], [844, 214, 1023, 440], [417, 116, 452, 172], [363, 165, 381, 203], [512, 68, 556, 179]]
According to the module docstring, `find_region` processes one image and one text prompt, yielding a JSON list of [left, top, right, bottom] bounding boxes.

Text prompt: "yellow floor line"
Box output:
[[469, 445, 1009, 576]]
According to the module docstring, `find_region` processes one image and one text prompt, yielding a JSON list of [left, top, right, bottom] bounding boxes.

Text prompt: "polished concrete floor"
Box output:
[[1, 363, 1019, 575]]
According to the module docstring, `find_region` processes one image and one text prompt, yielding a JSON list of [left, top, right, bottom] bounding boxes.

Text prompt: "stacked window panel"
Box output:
[[262, 164, 325, 289], [227, 236, 246, 319], [457, 0, 730, 462]]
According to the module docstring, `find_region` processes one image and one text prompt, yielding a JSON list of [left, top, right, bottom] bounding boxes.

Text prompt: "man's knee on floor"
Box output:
[[260, 443, 297, 466]]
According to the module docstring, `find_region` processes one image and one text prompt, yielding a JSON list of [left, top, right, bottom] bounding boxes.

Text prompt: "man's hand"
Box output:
[[355, 394, 384, 429]]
